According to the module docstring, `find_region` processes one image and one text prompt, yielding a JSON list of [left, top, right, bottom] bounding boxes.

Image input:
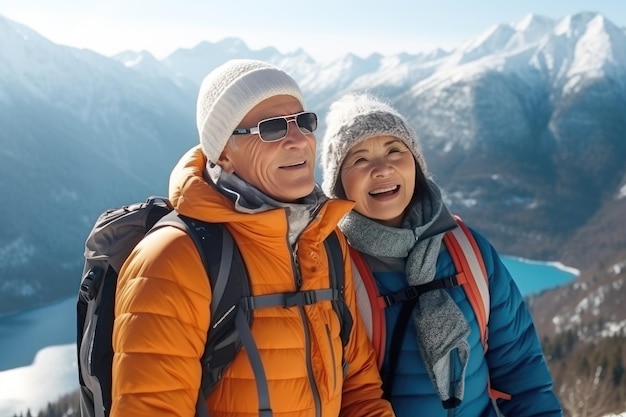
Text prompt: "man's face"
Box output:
[[218, 95, 317, 202]]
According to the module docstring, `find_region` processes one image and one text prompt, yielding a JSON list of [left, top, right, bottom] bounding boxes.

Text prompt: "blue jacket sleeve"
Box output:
[[472, 228, 563, 416]]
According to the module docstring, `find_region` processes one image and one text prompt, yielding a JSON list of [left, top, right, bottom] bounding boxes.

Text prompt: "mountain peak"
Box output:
[[554, 11, 603, 37], [214, 37, 249, 52], [512, 13, 555, 37], [562, 12, 626, 80], [0, 15, 53, 69], [452, 23, 515, 65], [113, 50, 158, 68]]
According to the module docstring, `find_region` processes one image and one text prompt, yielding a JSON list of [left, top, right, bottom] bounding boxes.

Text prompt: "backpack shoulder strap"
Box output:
[[151, 213, 253, 384], [152, 212, 248, 312], [324, 231, 352, 346], [443, 216, 512, 402], [350, 246, 387, 370], [443, 215, 490, 350], [153, 217, 356, 417], [152, 213, 264, 414], [349, 217, 509, 402]]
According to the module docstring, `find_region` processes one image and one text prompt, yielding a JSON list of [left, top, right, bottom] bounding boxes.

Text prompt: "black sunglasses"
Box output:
[[231, 111, 318, 142]]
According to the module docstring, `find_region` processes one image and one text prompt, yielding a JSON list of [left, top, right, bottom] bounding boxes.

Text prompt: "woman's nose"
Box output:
[[371, 158, 393, 177]]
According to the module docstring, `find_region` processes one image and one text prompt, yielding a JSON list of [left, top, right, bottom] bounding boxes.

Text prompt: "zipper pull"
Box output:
[[292, 244, 302, 289]]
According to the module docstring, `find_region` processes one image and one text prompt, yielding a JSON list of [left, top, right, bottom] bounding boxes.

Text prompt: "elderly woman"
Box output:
[[320, 92, 562, 417]]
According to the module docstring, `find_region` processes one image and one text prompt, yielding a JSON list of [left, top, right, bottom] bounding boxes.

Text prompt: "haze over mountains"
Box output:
[[0, 12, 625, 342]]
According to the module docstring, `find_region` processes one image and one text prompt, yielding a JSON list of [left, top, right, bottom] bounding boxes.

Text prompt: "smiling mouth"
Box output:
[[369, 185, 399, 197], [280, 160, 306, 168]]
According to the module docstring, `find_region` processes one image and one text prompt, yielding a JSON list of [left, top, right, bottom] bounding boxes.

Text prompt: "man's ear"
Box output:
[[216, 144, 235, 174]]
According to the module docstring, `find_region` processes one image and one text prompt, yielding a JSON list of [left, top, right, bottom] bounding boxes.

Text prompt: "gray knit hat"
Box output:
[[196, 59, 305, 162], [321, 92, 428, 198]]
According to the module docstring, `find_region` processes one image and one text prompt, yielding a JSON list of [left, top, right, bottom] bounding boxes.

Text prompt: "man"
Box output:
[[111, 59, 394, 417]]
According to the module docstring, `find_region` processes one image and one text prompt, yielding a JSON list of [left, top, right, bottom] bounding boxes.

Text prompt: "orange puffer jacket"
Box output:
[[111, 146, 394, 417]]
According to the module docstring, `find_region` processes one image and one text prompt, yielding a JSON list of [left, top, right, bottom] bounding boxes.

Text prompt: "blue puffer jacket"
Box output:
[[362, 227, 562, 417]]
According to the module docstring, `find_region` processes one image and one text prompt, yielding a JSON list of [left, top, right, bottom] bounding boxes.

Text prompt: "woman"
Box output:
[[320, 92, 562, 416]]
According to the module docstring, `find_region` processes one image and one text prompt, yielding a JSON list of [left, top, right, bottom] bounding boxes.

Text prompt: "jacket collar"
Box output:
[[169, 146, 354, 241]]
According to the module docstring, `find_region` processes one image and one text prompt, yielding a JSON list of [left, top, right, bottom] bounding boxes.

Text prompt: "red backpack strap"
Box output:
[[443, 215, 490, 350], [443, 216, 511, 401], [350, 246, 387, 370]]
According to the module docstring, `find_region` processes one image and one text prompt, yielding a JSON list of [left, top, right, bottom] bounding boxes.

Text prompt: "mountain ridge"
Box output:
[[0, 12, 624, 345]]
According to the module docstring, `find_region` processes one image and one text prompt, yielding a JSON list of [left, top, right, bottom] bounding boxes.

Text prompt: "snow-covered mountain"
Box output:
[[114, 11, 626, 269], [0, 12, 625, 319], [0, 15, 198, 314]]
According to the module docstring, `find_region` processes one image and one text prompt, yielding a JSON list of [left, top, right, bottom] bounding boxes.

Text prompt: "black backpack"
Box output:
[[77, 196, 352, 417]]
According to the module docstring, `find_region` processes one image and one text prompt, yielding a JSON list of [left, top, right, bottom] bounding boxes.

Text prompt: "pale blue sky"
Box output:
[[2, 0, 624, 62]]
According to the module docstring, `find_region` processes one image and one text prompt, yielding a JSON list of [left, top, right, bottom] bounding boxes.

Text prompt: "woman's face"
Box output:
[[340, 135, 416, 227]]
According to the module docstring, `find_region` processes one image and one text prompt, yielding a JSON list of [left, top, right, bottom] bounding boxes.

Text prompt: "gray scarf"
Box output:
[[207, 163, 325, 245], [340, 179, 470, 406]]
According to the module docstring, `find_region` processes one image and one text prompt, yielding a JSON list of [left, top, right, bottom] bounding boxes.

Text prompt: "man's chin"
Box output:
[[269, 181, 316, 203]]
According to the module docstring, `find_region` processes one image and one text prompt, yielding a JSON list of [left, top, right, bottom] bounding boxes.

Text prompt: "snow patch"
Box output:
[[0, 237, 36, 268], [610, 262, 626, 275], [0, 344, 78, 417], [600, 319, 626, 337]]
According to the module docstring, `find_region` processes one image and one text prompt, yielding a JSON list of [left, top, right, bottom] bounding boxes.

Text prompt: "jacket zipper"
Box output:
[[292, 242, 302, 289], [326, 324, 337, 391], [289, 232, 321, 417], [288, 203, 328, 417]]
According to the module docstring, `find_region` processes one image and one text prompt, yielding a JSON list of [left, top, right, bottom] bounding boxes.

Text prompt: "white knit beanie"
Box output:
[[196, 59, 305, 162], [321, 93, 428, 198]]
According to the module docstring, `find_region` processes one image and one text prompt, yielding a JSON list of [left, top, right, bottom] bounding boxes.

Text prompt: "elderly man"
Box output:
[[111, 59, 394, 417]]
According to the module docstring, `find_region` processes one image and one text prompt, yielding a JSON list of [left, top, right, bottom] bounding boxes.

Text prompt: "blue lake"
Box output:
[[501, 256, 579, 296], [0, 256, 577, 371], [0, 297, 76, 371]]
